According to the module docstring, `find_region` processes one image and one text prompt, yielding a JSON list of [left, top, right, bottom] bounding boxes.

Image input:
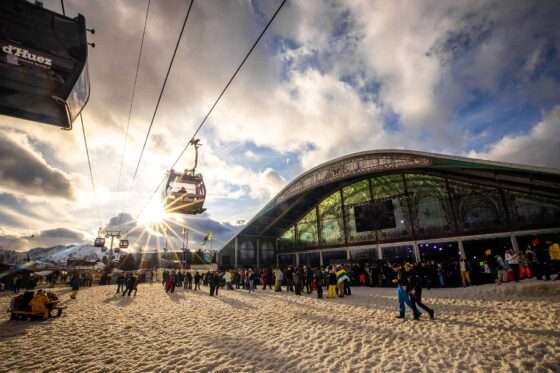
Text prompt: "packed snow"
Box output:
[[1, 280, 559, 372]]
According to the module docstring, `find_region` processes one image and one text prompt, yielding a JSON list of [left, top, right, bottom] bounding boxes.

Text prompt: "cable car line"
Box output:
[[58, 0, 94, 201], [78, 81, 102, 231], [170, 0, 288, 173], [133, 0, 288, 222], [115, 0, 152, 238], [60, 0, 96, 206], [116, 0, 152, 194], [132, 0, 195, 181], [80, 113, 96, 196], [59, 0, 103, 240]]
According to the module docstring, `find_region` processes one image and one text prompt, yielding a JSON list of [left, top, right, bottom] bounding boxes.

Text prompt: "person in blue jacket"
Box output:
[[392, 263, 421, 320]]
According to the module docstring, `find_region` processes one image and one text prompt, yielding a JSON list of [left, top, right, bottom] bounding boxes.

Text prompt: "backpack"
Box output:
[[495, 255, 507, 270]]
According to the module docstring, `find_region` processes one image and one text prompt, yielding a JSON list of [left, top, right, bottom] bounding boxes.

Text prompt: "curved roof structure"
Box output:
[[224, 150, 560, 248]]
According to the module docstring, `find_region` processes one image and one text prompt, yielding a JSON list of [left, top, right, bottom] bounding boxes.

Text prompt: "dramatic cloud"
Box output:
[[0, 132, 75, 199], [106, 212, 135, 229], [37, 228, 84, 241], [0, 227, 86, 252], [469, 106, 560, 168], [0, 0, 558, 247]]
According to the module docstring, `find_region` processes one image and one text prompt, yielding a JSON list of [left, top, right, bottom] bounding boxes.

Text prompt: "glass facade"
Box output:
[[382, 245, 415, 263], [277, 172, 560, 251], [373, 175, 412, 242], [279, 226, 295, 252], [406, 174, 454, 237], [505, 191, 560, 229], [296, 208, 318, 247], [260, 240, 275, 266], [448, 180, 506, 233], [319, 191, 345, 245], [350, 247, 378, 262], [343, 180, 376, 243], [239, 239, 256, 266], [220, 153, 560, 273], [418, 242, 459, 261], [323, 250, 347, 265], [299, 252, 321, 268], [278, 254, 296, 267]]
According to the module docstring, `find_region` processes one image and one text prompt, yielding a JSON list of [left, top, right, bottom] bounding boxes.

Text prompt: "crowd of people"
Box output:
[[1, 274, 38, 293], [160, 270, 203, 293], [152, 264, 439, 321], [70, 234, 560, 303], [357, 260, 461, 288], [114, 273, 139, 296], [479, 237, 560, 285], [153, 266, 355, 300], [354, 236, 560, 288], [3, 235, 558, 323]]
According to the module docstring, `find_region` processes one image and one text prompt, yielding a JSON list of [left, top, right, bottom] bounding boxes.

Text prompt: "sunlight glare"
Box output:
[[139, 199, 166, 226]]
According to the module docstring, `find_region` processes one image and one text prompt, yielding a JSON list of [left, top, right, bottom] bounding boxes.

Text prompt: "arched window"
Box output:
[[460, 193, 500, 229], [260, 241, 275, 264], [405, 174, 454, 237], [296, 209, 318, 246], [448, 180, 506, 232], [239, 240, 256, 263], [319, 191, 344, 244]]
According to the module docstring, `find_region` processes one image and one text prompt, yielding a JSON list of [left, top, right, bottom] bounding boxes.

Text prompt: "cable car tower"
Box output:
[[162, 139, 206, 215], [94, 228, 125, 266]]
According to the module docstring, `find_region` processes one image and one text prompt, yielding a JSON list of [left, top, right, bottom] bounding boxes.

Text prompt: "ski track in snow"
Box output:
[[1, 281, 559, 372]]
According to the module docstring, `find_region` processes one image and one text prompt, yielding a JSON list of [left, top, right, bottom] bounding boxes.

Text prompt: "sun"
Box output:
[[139, 199, 167, 226]]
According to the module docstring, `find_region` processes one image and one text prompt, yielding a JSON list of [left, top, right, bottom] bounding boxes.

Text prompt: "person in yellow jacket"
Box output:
[[327, 267, 337, 299], [30, 290, 49, 320], [335, 266, 349, 298], [547, 240, 560, 279]]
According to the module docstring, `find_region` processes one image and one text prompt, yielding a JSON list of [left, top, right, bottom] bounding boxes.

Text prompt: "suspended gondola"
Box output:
[[119, 239, 129, 249], [0, 0, 92, 129], [162, 139, 206, 214], [94, 237, 105, 248]]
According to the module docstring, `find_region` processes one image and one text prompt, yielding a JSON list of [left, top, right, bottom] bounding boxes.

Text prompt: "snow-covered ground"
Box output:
[[1, 280, 559, 372]]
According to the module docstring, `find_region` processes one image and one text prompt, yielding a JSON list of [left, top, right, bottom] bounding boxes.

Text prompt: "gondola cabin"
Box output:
[[94, 237, 105, 247], [119, 240, 129, 249], [162, 169, 206, 215], [0, 0, 90, 129]]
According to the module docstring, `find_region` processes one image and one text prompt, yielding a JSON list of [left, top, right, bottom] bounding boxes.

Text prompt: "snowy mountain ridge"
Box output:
[[1, 244, 110, 265]]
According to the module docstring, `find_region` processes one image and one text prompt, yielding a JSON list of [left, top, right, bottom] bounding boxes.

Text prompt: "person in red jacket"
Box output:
[[261, 270, 268, 290], [359, 271, 367, 286]]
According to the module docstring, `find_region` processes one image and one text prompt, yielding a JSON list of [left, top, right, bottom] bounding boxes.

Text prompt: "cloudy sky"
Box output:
[[1, 0, 559, 251]]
